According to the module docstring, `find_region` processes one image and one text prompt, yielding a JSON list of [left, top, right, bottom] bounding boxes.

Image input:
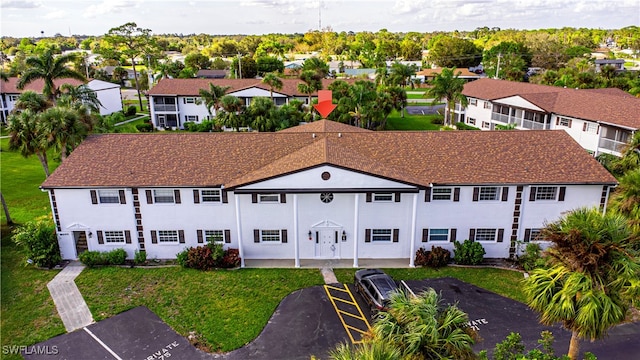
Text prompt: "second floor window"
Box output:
[[154, 189, 175, 203]]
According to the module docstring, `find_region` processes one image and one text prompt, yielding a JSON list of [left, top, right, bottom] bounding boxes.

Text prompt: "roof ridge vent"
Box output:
[[312, 133, 316, 138], [338, 133, 342, 138]]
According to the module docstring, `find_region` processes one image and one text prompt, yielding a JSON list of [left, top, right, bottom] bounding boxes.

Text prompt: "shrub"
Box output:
[[414, 247, 429, 266], [453, 239, 485, 265], [207, 241, 225, 264], [79, 250, 106, 268], [454, 121, 479, 130], [518, 243, 545, 271], [105, 248, 127, 265], [186, 246, 217, 270], [220, 248, 241, 268], [176, 248, 190, 267], [136, 123, 153, 132], [125, 105, 137, 116], [431, 116, 444, 125], [425, 246, 451, 268], [12, 220, 61, 268], [134, 250, 147, 265]]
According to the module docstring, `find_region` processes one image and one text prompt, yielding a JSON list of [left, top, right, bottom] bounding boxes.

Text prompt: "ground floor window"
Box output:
[[474, 228, 497, 242], [371, 229, 392, 242], [428, 229, 449, 242], [104, 231, 125, 243], [158, 230, 179, 243], [205, 230, 224, 243]]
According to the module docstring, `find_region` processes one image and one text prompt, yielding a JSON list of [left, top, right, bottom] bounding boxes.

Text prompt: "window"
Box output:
[[525, 229, 542, 242], [474, 228, 497, 242], [158, 230, 179, 243], [468, 118, 476, 125], [483, 101, 491, 109], [583, 122, 598, 133], [201, 189, 221, 202], [185, 115, 198, 122], [557, 117, 572, 127], [98, 190, 120, 204], [469, 98, 477, 106], [205, 230, 224, 243], [482, 121, 491, 129], [104, 231, 125, 243], [154, 189, 175, 203], [371, 229, 392, 242], [432, 188, 452, 200], [535, 186, 557, 200], [259, 194, 280, 203], [261, 230, 281, 242], [8, 95, 19, 102], [429, 229, 449, 242], [184, 97, 196, 104], [373, 193, 393, 202], [479, 187, 499, 201]]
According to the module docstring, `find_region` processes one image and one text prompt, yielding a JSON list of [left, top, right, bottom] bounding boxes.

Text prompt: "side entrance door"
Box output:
[[315, 229, 338, 258]]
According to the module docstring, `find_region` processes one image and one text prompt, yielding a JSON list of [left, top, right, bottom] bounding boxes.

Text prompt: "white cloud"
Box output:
[[43, 10, 65, 19], [83, 0, 139, 18], [1, 0, 41, 9]]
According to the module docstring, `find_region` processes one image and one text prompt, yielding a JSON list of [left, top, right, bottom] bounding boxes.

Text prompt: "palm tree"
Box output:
[[17, 50, 86, 102], [261, 72, 283, 102], [6, 109, 51, 177], [248, 97, 277, 132], [217, 95, 245, 131], [608, 168, 640, 229], [329, 340, 402, 360], [426, 67, 468, 127], [13, 90, 51, 113], [389, 62, 416, 88], [199, 83, 230, 118], [59, 83, 102, 113], [523, 207, 640, 360], [38, 106, 87, 161], [298, 70, 323, 116]]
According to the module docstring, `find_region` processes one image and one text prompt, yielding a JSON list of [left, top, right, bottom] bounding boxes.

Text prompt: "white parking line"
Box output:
[[83, 327, 123, 360]]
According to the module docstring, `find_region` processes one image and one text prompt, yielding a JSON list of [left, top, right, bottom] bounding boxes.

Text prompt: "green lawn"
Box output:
[[385, 110, 443, 130]]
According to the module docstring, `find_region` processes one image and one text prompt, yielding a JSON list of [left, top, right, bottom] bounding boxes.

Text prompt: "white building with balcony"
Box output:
[[459, 79, 639, 157]]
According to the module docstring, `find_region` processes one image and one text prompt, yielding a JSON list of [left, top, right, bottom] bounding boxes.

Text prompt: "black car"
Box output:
[[354, 269, 399, 312]]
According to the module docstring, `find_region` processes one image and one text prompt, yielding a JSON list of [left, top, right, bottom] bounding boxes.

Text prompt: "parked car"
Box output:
[[354, 269, 399, 312]]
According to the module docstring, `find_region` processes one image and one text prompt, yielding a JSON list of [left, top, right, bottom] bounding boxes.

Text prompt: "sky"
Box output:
[[1, 0, 639, 38]]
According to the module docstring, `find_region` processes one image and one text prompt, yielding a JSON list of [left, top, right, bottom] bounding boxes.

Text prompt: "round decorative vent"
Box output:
[[320, 193, 334, 203], [321, 171, 331, 180]]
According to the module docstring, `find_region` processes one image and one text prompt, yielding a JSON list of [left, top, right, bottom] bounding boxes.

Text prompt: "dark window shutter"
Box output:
[[193, 190, 200, 203], [558, 187, 566, 201], [501, 187, 509, 202], [469, 229, 476, 241], [252, 194, 258, 203], [472, 187, 479, 201], [394, 192, 401, 202], [151, 230, 158, 244], [555, 118, 559, 126], [254, 229, 260, 243], [280, 194, 286, 203], [497, 229, 504, 242], [146, 190, 153, 204], [174, 190, 181, 204], [119, 190, 126, 204], [524, 229, 531, 242], [222, 190, 228, 203], [583, 123, 587, 131], [335, 231, 338, 244], [125, 230, 132, 244], [450, 228, 457, 242], [97, 230, 104, 244], [392, 229, 399, 243], [453, 188, 460, 202], [365, 229, 371, 242], [422, 228, 428, 242], [90, 190, 98, 204], [224, 229, 231, 244], [366, 193, 372, 202], [197, 230, 203, 243], [315, 231, 319, 244], [281, 229, 288, 243], [178, 230, 185, 243], [568, 119, 572, 127], [424, 187, 431, 202], [529, 187, 537, 201]]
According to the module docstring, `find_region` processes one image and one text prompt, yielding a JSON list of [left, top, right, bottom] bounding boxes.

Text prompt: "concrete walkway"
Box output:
[[47, 261, 94, 332]]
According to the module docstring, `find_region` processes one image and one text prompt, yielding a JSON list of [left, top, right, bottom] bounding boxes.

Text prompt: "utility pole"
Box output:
[[237, 53, 242, 79], [495, 53, 502, 79], [318, 0, 322, 30]]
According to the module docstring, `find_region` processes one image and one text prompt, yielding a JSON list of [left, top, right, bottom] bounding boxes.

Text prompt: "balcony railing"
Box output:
[[598, 138, 625, 153], [521, 119, 546, 130], [153, 104, 177, 112], [491, 113, 511, 123]]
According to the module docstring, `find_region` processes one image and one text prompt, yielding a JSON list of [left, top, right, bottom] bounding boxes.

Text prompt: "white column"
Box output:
[[234, 194, 245, 268], [409, 193, 418, 267], [353, 193, 360, 268], [293, 194, 300, 268]]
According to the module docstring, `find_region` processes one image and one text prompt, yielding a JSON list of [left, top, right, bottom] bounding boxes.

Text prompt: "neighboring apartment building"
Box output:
[[146, 78, 349, 129], [41, 120, 616, 267], [460, 78, 640, 157], [0, 77, 123, 122]]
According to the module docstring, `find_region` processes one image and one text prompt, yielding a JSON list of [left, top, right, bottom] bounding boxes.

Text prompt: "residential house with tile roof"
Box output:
[[0, 77, 123, 122], [41, 120, 616, 267], [146, 78, 352, 129], [460, 78, 640, 157]]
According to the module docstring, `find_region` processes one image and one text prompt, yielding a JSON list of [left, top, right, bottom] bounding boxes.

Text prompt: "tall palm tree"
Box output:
[[261, 72, 283, 102], [389, 62, 416, 88], [523, 207, 640, 360], [38, 106, 87, 161], [248, 97, 277, 132], [372, 289, 477, 359], [17, 50, 86, 102], [426, 67, 468, 126], [59, 83, 103, 113], [298, 70, 322, 116], [217, 95, 245, 131], [6, 109, 51, 177], [199, 83, 230, 118], [608, 168, 640, 229]]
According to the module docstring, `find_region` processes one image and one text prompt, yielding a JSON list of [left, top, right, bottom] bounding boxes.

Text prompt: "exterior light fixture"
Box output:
[[341, 230, 347, 241], [308, 231, 312, 240]]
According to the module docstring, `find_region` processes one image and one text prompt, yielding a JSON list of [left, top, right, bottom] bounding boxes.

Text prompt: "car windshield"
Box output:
[[370, 276, 398, 299]]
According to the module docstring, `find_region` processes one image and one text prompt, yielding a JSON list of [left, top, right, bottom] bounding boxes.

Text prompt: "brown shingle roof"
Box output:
[[279, 119, 371, 133], [463, 78, 640, 129], [41, 121, 616, 189], [147, 78, 357, 97], [0, 77, 85, 94]]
